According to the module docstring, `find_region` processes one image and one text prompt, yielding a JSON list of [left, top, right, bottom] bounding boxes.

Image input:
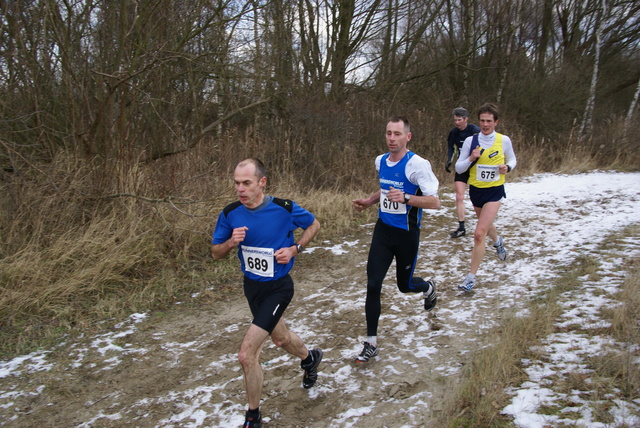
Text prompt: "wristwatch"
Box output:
[[403, 193, 411, 204], [295, 244, 303, 254]]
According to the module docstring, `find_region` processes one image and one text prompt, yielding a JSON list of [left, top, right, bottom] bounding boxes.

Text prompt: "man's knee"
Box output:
[[366, 277, 383, 290], [474, 228, 488, 245], [271, 331, 290, 349], [238, 348, 257, 368]]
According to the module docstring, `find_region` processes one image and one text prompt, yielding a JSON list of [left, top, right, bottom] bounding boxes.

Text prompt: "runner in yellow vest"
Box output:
[[468, 133, 506, 188], [455, 103, 517, 291]]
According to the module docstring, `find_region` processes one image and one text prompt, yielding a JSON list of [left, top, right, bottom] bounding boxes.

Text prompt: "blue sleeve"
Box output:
[[212, 211, 232, 244], [291, 201, 315, 230]]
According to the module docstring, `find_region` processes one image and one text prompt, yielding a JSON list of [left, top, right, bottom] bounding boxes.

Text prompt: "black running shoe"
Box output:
[[301, 348, 323, 389], [355, 342, 378, 363], [450, 228, 466, 238], [423, 280, 437, 311], [243, 412, 262, 428]]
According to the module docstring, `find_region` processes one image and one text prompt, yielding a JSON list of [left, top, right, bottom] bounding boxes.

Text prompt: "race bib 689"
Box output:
[[241, 245, 274, 277]]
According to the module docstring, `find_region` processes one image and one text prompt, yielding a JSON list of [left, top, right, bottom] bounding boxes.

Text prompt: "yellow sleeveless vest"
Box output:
[[468, 133, 505, 188]]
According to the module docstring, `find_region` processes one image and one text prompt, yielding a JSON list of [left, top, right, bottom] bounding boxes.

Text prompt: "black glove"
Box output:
[[445, 161, 452, 173]]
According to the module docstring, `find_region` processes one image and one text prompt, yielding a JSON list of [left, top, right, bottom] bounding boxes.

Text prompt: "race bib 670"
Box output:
[[380, 189, 407, 214]]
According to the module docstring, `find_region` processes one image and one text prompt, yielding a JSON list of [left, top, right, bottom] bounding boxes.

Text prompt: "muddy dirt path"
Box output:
[[2, 172, 640, 428]]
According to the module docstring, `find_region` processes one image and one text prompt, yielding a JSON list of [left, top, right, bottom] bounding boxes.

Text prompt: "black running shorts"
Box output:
[[243, 274, 294, 333], [469, 184, 506, 208], [454, 169, 470, 184]]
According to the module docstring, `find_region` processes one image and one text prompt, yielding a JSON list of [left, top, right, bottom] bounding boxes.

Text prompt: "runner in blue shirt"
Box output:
[[352, 116, 440, 363], [211, 158, 322, 428]]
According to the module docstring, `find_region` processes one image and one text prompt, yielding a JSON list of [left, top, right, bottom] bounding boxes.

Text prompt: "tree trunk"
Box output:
[[537, 0, 555, 76], [578, 0, 606, 144], [461, 0, 476, 104], [497, 0, 523, 103], [621, 77, 640, 146], [329, 0, 356, 98]]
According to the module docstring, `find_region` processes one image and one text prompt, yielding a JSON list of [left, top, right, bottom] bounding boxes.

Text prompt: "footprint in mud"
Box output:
[[385, 380, 428, 399]]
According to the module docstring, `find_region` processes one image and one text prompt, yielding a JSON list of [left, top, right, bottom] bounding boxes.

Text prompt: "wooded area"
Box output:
[[1, 0, 638, 183]]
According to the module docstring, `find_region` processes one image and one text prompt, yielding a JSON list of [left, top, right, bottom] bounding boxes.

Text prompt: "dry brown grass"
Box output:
[[439, 282, 565, 427], [600, 258, 640, 400], [438, 233, 640, 427], [0, 151, 379, 357], [0, 120, 638, 359]]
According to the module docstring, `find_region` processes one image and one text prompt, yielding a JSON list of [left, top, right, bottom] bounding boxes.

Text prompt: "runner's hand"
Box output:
[[387, 187, 404, 203], [230, 226, 248, 246], [445, 161, 451, 173], [353, 198, 369, 212], [274, 247, 295, 264]]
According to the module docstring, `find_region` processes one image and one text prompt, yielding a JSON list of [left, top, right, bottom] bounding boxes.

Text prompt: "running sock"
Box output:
[[301, 352, 313, 366], [246, 407, 260, 419], [459, 221, 465, 230], [467, 273, 476, 280], [367, 336, 377, 347]]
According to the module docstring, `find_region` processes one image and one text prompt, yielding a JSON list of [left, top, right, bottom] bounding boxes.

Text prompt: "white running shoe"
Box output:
[[494, 236, 507, 261], [458, 275, 475, 292]]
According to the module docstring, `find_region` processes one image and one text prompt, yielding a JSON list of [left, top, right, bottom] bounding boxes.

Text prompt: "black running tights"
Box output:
[[365, 220, 431, 336]]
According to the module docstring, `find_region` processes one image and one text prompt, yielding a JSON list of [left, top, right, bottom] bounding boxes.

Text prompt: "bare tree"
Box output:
[[1, 0, 639, 181], [536, 0, 555, 76], [621, 77, 640, 145], [291, 0, 383, 96], [496, 0, 524, 103], [578, 0, 606, 143], [461, 0, 476, 103]]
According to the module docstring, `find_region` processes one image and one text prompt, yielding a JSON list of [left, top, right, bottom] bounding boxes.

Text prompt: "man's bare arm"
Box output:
[[274, 219, 321, 264], [211, 226, 248, 260]]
